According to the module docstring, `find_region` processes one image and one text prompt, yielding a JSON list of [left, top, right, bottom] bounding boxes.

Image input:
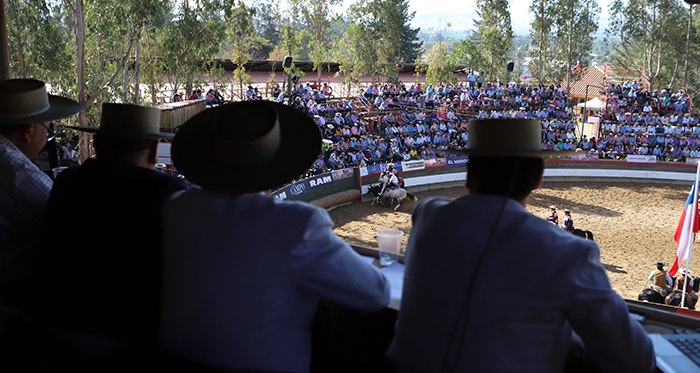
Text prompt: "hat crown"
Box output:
[[213, 103, 281, 167], [467, 119, 542, 156], [0, 79, 51, 121], [100, 103, 161, 137]]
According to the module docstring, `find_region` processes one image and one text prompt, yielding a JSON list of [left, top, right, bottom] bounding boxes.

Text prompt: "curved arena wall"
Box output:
[[271, 158, 698, 208]]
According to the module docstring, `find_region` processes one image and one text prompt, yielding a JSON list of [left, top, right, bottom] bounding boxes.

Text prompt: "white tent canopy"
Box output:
[[577, 97, 606, 110]]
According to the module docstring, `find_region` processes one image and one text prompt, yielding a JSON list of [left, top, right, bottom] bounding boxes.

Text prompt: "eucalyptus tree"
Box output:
[[336, 0, 408, 84], [474, 0, 513, 82], [157, 0, 226, 98], [293, 0, 343, 82], [528, 0, 555, 85], [608, 0, 686, 91], [417, 42, 457, 86], [5, 0, 71, 80], [551, 0, 599, 92], [226, 1, 256, 99], [450, 37, 488, 75]]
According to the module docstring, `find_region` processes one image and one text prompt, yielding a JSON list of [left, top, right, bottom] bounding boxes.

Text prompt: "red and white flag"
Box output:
[[670, 181, 699, 276], [571, 60, 581, 72]]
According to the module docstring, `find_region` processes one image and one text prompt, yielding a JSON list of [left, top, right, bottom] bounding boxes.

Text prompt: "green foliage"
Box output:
[[608, 0, 686, 91], [551, 0, 600, 91], [158, 0, 225, 96], [227, 1, 256, 98], [474, 0, 514, 82], [6, 0, 71, 80], [450, 38, 488, 74], [416, 42, 457, 86], [528, 0, 555, 84]]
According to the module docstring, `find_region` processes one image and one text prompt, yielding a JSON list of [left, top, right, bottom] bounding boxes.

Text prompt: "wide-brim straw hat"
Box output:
[[0, 79, 81, 124], [172, 100, 321, 194], [69, 103, 173, 139], [448, 119, 576, 157]]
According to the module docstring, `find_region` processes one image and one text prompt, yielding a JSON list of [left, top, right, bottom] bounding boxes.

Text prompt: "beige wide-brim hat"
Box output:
[[449, 119, 576, 157], [69, 103, 173, 139], [0, 79, 81, 124], [172, 100, 321, 194]]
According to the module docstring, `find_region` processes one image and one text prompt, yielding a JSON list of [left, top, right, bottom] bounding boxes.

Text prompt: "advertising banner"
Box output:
[[627, 155, 656, 164], [686, 158, 700, 166], [571, 153, 599, 161], [446, 156, 469, 168], [425, 158, 447, 168], [332, 168, 354, 181], [402, 160, 425, 172]]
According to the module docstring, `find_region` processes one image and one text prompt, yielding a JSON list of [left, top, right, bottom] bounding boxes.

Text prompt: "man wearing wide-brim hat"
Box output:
[[648, 261, 673, 295], [0, 79, 80, 288], [28, 103, 187, 354], [387, 119, 654, 372], [158, 100, 390, 372]]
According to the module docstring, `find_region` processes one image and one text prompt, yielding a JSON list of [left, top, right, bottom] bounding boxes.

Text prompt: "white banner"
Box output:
[[686, 158, 700, 166], [402, 160, 425, 171], [571, 153, 599, 161], [627, 155, 656, 164]]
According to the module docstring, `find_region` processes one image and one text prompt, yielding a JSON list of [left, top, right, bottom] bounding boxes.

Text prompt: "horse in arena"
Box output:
[[369, 174, 417, 211], [665, 290, 696, 309], [638, 287, 667, 304], [572, 229, 594, 240]]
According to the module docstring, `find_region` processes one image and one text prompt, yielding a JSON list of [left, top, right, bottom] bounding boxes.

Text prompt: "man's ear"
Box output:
[[21, 123, 35, 143], [147, 141, 158, 165]]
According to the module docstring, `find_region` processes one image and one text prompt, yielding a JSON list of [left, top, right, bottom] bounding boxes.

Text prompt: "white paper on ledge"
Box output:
[[380, 261, 405, 301]]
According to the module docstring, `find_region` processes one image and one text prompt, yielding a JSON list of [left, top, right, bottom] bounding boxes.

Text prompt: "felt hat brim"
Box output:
[[0, 79, 81, 124], [172, 101, 321, 194]]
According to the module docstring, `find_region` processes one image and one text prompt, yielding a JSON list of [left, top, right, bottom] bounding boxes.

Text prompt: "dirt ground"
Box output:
[[329, 180, 694, 301]]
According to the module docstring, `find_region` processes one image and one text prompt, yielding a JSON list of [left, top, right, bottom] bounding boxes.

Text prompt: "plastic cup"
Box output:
[[376, 228, 403, 266], [52, 166, 68, 179]]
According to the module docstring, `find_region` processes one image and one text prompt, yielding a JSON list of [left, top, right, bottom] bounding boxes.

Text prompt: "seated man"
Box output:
[[0, 79, 80, 290], [387, 119, 655, 373], [547, 205, 558, 225], [160, 101, 390, 372], [28, 103, 187, 355]]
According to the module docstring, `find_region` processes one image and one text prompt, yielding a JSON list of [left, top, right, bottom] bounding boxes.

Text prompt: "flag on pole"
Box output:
[[670, 181, 700, 276], [571, 60, 581, 72]]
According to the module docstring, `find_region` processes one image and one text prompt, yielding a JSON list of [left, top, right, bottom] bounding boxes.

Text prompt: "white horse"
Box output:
[[371, 174, 417, 211]]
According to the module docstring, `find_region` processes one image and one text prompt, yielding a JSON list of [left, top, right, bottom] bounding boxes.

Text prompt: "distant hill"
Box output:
[[411, 12, 608, 38]]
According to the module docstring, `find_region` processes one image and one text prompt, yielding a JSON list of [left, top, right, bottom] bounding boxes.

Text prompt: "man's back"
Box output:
[[388, 195, 654, 373], [30, 158, 186, 340], [159, 189, 389, 372]]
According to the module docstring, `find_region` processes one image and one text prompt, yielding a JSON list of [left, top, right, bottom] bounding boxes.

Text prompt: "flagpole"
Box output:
[[680, 163, 700, 308]]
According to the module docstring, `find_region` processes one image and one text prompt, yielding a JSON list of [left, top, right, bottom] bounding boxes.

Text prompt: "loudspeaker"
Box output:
[[283, 56, 293, 68], [507, 61, 514, 72]]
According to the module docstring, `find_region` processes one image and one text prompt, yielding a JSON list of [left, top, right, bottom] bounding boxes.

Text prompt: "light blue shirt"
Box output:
[[0, 134, 52, 285], [160, 190, 390, 372]]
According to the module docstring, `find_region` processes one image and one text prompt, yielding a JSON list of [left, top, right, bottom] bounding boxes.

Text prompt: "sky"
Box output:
[[363, 0, 611, 35]]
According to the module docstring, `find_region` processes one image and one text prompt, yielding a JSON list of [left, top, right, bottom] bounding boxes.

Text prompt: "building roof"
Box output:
[[567, 64, 643, 99]]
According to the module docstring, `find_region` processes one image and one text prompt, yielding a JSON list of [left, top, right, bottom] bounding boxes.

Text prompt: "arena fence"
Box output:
[[271, 157, 699, 208]]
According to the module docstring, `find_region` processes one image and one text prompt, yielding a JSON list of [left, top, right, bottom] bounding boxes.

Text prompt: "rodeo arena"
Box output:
[[10, 43, 700, 372]]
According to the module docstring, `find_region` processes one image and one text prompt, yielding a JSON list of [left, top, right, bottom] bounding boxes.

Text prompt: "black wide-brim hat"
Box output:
[[172, 101, 321, 194]]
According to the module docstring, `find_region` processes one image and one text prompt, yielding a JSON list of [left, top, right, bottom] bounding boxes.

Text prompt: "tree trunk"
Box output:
[[133, 35, 141, 104], [76, 0, 89, 163]]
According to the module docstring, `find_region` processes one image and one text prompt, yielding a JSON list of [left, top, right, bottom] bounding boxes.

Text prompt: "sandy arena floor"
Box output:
[[329, 180, 694, 301]]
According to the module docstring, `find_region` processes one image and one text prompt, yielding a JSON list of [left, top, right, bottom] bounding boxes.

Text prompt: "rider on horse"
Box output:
[[385, 164, 402, 190], [561, 209, 574, 233], [676, 268, 698, 308], [547, 205, 558, 225], [648, 262, 673, 297]]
